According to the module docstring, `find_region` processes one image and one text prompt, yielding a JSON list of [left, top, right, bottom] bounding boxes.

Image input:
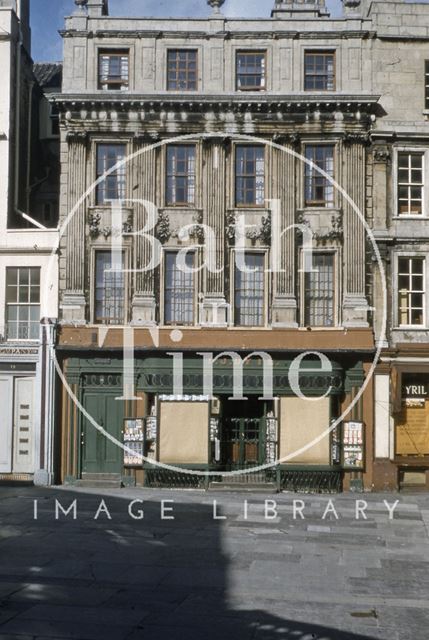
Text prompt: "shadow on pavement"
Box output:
[[0, 486, 386, 639]]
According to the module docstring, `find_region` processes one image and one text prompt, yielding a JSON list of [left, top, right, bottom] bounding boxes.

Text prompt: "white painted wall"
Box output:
[[374, 374, 391, 459], [0, 231, 58, 338]]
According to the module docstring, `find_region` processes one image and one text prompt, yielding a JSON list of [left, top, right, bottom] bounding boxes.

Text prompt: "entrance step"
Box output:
[[76, 473, 122, 488], [208, 482, 277, 493]]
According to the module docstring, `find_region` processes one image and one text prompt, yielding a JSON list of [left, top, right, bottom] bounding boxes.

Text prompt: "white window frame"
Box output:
[[395, 254, 426, 329], [394, 147, 428, 219], [5, 267, 41, 342]]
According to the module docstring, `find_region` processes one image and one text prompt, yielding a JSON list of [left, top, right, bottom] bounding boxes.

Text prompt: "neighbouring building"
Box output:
[[0, 0, 59, 485], [52, 0, 393, 492], [371, 1, 429, 491]]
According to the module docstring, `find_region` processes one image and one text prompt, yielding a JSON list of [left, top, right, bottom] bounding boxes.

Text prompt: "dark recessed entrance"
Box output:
[[220, 397, 273, 469]]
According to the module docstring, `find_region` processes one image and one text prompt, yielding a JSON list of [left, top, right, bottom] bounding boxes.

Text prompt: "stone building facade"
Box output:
[[370, 0, 429, 491], [52, 0, 428, 491], [0, 0, 59, 485]]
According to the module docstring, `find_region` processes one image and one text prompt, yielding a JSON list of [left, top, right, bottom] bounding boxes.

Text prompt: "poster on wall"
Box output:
[[341, 421, 365, 470], [123, 418, 144, 466]]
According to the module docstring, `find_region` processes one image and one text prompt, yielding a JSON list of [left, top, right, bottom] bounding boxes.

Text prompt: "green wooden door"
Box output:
[[81, 393, 124, 474]]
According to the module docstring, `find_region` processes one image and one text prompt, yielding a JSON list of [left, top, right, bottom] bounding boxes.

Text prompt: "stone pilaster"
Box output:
[[200, 138, 228, 327], [271, 140, 298, 327], [131, 138, 157, 325], [343, 137, 370, 327], [62, 132, 87, 324]]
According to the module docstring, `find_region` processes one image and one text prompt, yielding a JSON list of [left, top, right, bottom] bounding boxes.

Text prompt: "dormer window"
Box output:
[[98, 51, 129, 91]]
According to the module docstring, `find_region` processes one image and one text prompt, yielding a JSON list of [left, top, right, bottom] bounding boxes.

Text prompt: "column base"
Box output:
[[199, 296, 229, 327], [60, 292, 86, 324], [271, 296, 298, 328], [131, 294, 157, 326], [342, 295, 370, 328]]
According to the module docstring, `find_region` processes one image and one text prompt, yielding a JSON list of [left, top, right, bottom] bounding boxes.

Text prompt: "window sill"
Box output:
[[392, 215, 426, 220], [393, 326, 428, 331]]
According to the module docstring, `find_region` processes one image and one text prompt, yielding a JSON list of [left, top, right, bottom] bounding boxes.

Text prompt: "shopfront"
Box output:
[[59, 352, 372, 491]]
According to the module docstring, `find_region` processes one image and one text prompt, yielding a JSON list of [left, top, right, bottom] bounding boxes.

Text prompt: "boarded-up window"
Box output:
[[158, 401, 209, 464], [279, 396, 330, 464]]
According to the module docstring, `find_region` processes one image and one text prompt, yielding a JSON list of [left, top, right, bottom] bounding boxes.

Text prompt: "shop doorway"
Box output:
[[220, 398, 272, 469], [81, 393, 124, 475]]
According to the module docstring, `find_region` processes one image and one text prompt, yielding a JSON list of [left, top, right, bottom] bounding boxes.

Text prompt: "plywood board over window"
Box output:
[[158, 401, 209, 464], [279, 396, 330, 464], [396, 400, 429, 455]]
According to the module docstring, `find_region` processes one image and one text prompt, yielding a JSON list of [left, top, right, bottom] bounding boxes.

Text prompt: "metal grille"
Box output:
[[145, 470, 205, 489], [304, 253, 335, 327], [235, 253, 264, 326], [96, 144, 126, 205], [164, 252, 195, 325], [397, 152, 424, 215], [305, 145, 334, 207], [235, 146, 265, 206], [167, 49, 198, 90], [6, 267, 40, 340], [95, 252, 125, 325], [98, 51, 129, 90], [281, 469, 342, 494], [236, 51, 266, 91], [398, 256, 425, 326], [304, 51, 335, 91], [166, 145, 196, 205]]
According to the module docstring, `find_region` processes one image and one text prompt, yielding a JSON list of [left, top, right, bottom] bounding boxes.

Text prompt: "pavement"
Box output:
[[0, 485, 428, 639]]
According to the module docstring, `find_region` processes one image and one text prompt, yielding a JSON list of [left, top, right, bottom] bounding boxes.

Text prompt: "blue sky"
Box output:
[[30, 0, 429, 61]]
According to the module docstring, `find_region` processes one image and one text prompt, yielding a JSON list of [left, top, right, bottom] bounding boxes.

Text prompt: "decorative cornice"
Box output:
[[52, 94, 383, 117]]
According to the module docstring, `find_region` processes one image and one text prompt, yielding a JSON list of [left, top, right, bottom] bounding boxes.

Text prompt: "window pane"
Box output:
[[397, 257, 425, 326], [166, 145, 196, 205], [304, 254, 335, 327], [305, 145, 335, 206], [234, 253, 264, 326], [304, 52, 335, 91], [235, 146, 265, 206], [96, 144, 127, 205], [397, 153, 424, 216], [236, 52, 266, 91], [164, 252, 195, 325], [95, 252, 125, 324], [167, 50, 198, 91], [99, 51, 129, 90]]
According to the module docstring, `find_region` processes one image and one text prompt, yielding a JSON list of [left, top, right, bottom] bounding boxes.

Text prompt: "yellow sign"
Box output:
[[396, 401, 429, 455]]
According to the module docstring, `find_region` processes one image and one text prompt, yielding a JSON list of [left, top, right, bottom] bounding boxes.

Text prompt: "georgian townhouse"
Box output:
[[371, 1, 429, 491], [0, 0, 59, 485], [54, 0, 389, 491]]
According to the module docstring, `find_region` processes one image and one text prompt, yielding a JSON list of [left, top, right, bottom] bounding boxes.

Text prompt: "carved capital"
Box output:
[[272, 132, 300, 147], [66, 130, 87, 144], [343, 132, 370, 146]]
